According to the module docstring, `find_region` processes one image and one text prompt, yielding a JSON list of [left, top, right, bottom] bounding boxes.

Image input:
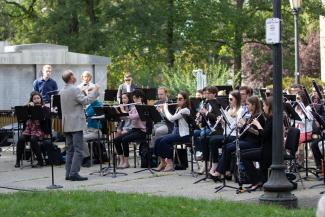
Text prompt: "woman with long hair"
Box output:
[[154, 91, 191, 172], [209, 90, 241, 176], [213, 95, 265, 180], [15, 91, 50, 168]]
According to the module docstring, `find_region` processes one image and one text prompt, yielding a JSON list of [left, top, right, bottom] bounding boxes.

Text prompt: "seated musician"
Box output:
[[213, 96, 265, 180], [193, 87, 208, 160], [154, 91, 191, 172], [81, 88, 103, 167], [113, 89, 146, 169], [197, 86, 222, 173], [15, 91, 51, 168], [115, 93, 133, 138], [209, 91, 241, 177], [295, 90, 314, 166], [150, 87, 174, 148], [240, 96, 273, 191]]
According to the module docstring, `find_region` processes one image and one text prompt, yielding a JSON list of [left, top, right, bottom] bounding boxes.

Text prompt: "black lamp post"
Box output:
[[290, 0, 302, 84], [259, 0, 298, 208]]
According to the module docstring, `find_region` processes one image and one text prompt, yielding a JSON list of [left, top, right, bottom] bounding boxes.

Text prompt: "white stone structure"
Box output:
[[0, 41, 110, 110]]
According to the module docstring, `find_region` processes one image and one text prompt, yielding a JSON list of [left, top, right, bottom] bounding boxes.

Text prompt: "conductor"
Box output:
[[60, 70, 100, 181]]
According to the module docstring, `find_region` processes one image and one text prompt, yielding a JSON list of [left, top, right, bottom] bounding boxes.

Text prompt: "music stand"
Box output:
[[309, 111, 325, 193], [215, 107, 237, 193], [51, 95, 62, 119], [135, 88, 157, 101], [92, 106, 128, 177], [283, 94, 297, 102], [134, 105, 161, 174], [216, 96, 229, 109], [296, 102, 316, 179], [104, 89, 118, 102], [190, 97, 202, 113], [215, 85, 233, 95], [283, 102, 301, 127]]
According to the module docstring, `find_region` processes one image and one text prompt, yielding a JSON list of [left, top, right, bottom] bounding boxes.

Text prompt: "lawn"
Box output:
[[0, 191, 315, 217]]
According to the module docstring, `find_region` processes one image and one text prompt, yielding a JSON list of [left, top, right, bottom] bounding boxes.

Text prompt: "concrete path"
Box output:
[[0, 149, 323, 209]]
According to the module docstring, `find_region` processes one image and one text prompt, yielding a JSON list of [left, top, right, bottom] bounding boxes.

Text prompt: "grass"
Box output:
[[0, 191, 315, 217]]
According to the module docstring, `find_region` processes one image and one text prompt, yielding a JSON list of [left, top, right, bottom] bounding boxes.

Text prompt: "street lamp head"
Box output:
[[289, 0, 302, 10]]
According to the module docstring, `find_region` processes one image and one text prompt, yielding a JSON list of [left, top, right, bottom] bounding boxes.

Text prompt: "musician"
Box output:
[[113, 89, 146, 169], [239, 86, 252, 119], [240, 96, 273, 191], [81, 87, 103, 168], [78, 71, 96, 91], [197, 86, 222, 172], [15, 91, 51, 168], [116, 72, 137, 103], [154, 91, 191, 172], [213, 95, 265, 179], [60, 70, 100, 181], [115, 93, 133, 138], [195, 89, 203, 99], [33, 64, 58, 104], [150, 87, 173, 148], [295, 90, 314, 166], [209, 91, 241, 176]]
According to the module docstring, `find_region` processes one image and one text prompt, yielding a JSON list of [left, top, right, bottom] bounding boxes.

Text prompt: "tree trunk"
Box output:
[[85, 0, 98, 24], [233, 0, 244, 85], [166, 0, 175, 68]]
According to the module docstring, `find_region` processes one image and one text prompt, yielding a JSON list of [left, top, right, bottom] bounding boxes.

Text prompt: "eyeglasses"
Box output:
[[177, 97, 184, 101], [229, 98, 233, 101], [124, 79, 131, 81]]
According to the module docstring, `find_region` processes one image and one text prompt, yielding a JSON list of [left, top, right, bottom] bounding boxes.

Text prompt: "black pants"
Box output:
[[241, 148, 270, 185], [113, 128, 146, 157], [311, 139, 324, 169], [209, 135, 236, 163], [16, 135, 43, 164]]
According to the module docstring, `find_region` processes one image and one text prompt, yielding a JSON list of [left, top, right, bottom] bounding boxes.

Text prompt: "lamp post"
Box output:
[[290, 0, 302, 85], [259, 0, 298, 208]]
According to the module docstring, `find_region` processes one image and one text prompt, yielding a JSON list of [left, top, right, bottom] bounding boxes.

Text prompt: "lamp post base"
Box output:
[[259, 192, 298, 208]]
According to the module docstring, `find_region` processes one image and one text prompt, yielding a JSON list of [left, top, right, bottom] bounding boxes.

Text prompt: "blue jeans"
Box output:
[[193, 128, 211, 152], [216, 140, 259, 174], [154, 128, 190, 159]]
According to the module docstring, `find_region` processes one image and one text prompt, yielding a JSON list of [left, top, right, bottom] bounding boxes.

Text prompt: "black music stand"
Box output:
[[215, 108, 237, 193], [134, 105, 161, 174], [216, 96, 229, 110], [215, 85, 233, 95], [92, 106, 128, 178], [283, 102, 301, 127], [47, 95, 63, 189], [296, 101, 316, 180], [135, 88, 157, 101], [283, 94, 297, 102], [190, 98, 202, 113], [105, 89, 118, 102]]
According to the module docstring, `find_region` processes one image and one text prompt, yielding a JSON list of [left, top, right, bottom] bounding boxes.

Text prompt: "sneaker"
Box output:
[[195, 151, 203, 161]]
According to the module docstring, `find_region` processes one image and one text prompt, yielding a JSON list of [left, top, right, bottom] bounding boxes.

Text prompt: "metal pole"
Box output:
[[259, 0, 298, 208], [293, 9, 300, 84]]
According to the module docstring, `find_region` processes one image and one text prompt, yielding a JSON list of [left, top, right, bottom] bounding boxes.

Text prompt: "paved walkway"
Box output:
[[0, 149, 323, 209]]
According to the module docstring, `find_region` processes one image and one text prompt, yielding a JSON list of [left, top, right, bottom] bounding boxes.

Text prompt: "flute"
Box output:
[[153, 102, 178, 107], [109, 102, 140, 108]]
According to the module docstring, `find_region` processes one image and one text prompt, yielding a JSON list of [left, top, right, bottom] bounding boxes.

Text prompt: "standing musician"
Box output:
[[113, 89, 146, 169], [78, 71, 96, 91], [209, 91, 241, 177], [60, 70, 100, 181], [154, 91, 191, 172], [33, 64, 58, 104], [213, 95, 265, 180], [116, 72, 137, 103], [150, 87, 174, 148], [240, 96, 273, 191], [15, 91, 51, 168]]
